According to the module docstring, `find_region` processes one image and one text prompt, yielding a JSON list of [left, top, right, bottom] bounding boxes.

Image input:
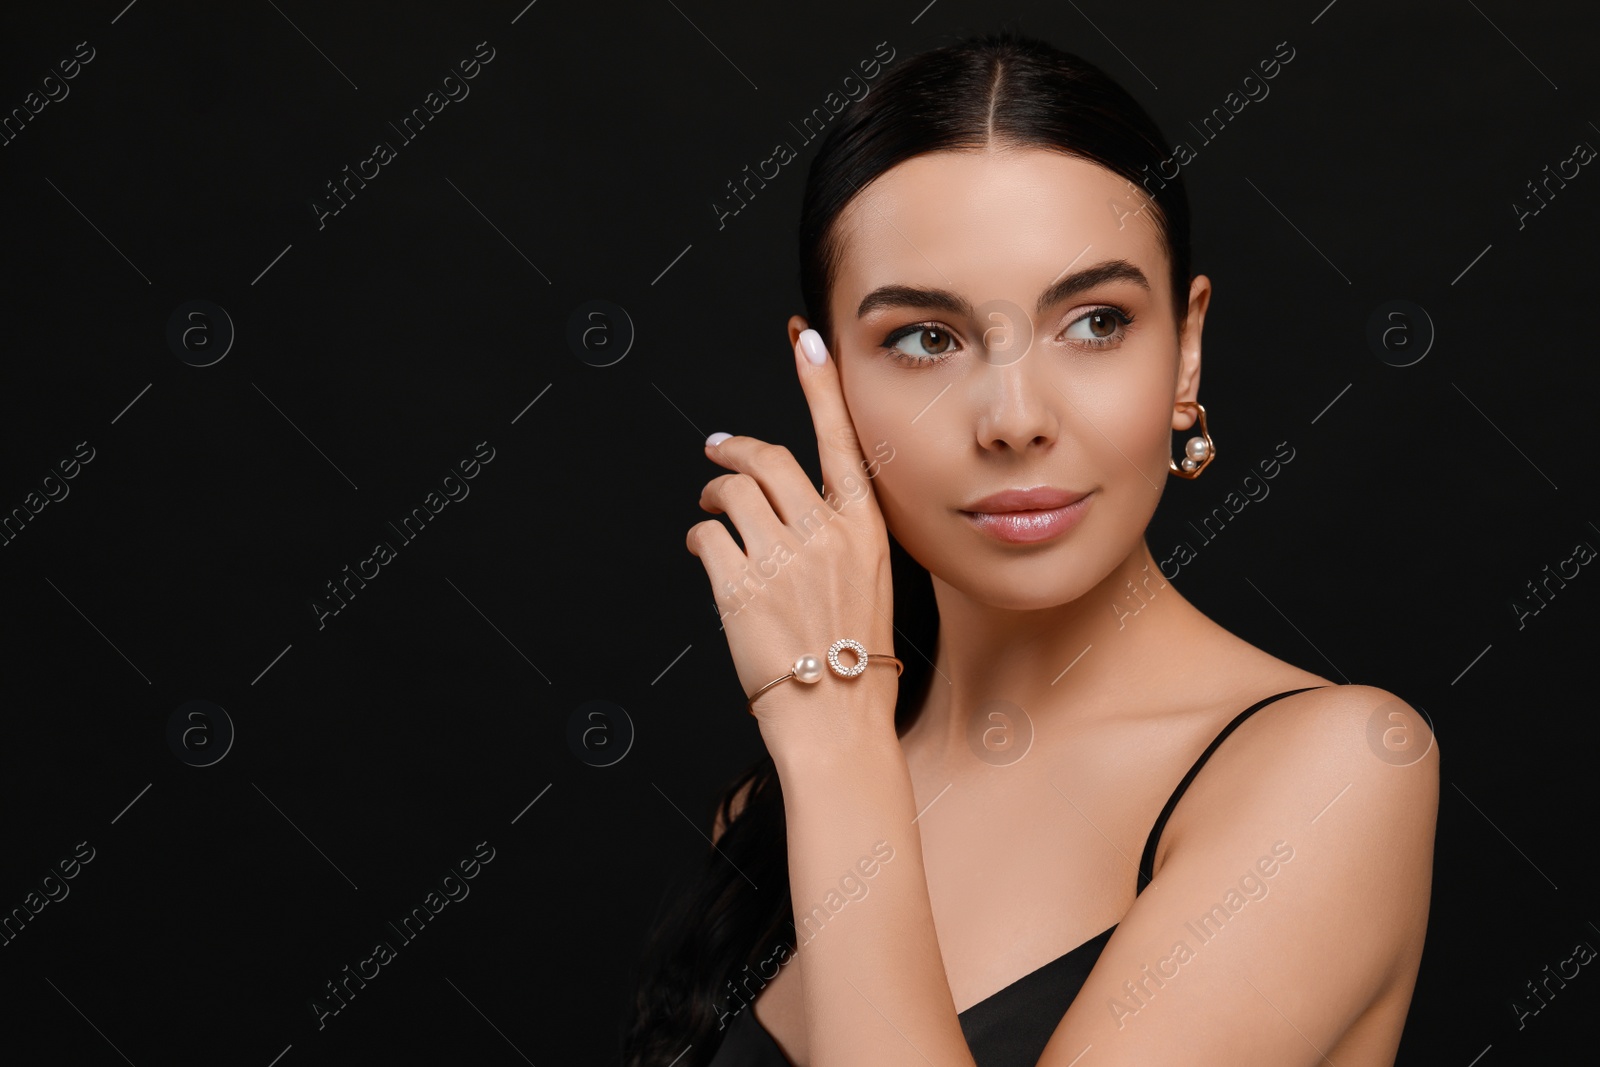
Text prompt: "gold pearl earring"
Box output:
[[1169, 401, 1215, 478]]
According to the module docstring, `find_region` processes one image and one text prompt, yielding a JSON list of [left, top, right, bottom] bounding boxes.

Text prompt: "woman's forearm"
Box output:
[[764, 691, 976, 1067]]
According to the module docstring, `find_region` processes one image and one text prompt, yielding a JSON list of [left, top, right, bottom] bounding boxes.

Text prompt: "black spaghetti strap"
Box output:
[[1134, 686, 1329, 894]]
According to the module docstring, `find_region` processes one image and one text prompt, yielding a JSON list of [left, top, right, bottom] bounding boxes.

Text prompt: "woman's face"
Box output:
[[818, 147, 1207, 610]]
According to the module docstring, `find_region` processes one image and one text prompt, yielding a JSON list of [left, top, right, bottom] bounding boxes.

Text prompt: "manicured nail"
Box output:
[[706, 431, 732, 446], [799, 329, 827, 366]]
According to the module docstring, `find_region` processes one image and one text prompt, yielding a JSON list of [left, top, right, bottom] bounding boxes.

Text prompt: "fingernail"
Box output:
[[799, 329, 827, 366], [706, 431, 732, 446]]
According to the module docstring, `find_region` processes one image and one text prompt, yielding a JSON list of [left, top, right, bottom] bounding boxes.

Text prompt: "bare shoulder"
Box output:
[[1215, 681, 1438, 784], [1168, 681, 1440, 843], [1173, 624, 1439, 808], [1034, 682, 1439, 1064], [1160, 680, 1440, 995], [1166, 620, 1439, 833]]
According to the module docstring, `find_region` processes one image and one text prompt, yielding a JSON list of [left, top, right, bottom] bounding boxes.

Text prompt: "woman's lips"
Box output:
[[961, 493, 1092, 544]]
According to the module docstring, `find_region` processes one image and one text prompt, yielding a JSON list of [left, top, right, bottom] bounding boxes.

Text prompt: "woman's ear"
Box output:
[[1172, 275, 1211, 426]]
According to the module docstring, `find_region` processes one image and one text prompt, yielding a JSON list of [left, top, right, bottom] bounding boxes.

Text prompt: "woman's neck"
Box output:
[[904, 541, 1217, 758]]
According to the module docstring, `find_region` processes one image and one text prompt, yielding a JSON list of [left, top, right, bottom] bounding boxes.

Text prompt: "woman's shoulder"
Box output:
[[1262, 680, 1439, 784], [1219, 679, 1438, 779], [1191, 638, 1437, 778], [1161, 622, 1439, 831], [1183, 619, 1433, 759], [1110, 674, 1438, 1062], [1169, 653, 1440, 843]]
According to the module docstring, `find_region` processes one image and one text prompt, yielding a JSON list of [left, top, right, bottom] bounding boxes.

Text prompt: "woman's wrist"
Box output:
[[755, 676, 902, 778]]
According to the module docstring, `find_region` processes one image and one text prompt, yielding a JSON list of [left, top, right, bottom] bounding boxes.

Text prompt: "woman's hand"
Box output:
[[685, 326, 899, 757]]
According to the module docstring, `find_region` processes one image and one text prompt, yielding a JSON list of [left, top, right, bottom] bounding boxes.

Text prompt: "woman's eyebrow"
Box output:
[[855, 259, 1151, 320]]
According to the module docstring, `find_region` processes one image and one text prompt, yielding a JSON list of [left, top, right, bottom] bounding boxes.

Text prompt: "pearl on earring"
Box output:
[[1169, 400, 1214, 479]]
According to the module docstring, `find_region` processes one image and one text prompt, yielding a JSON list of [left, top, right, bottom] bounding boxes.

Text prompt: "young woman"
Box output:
[[626, 29, 1438, 1067]]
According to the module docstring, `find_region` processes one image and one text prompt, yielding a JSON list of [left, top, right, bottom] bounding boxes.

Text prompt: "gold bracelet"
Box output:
[[746, 637, 904, 713]]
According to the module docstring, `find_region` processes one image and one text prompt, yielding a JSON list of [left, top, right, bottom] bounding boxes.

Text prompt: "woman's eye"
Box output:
[[1063, 307, 1135, 348], [882, 307, 1133, 366], [884, 324, 959, 364]]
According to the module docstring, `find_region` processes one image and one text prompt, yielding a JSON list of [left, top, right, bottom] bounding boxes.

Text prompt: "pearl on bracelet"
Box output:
[[793, 654, 825, 684]]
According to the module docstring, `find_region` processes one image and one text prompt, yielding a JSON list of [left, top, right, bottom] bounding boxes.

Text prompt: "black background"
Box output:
[[1, 1, 1595, 1064]]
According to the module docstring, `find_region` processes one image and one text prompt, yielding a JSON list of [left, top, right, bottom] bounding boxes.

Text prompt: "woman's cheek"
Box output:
[[861, 439, 909, 515], [839, 375, 908, 475], [1077, 368, 1171, 471], [861, 442, 933, 548]]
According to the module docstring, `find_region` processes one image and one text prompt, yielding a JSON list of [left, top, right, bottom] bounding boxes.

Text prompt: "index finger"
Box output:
[[794, 328, 874, 511]]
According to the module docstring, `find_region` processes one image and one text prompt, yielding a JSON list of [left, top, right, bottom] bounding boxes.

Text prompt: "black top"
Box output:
[[704, 686, 1328, 1067]]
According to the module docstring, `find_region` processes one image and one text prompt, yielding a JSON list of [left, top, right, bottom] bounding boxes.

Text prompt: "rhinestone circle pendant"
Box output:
[[827, 638, 869, 678]]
